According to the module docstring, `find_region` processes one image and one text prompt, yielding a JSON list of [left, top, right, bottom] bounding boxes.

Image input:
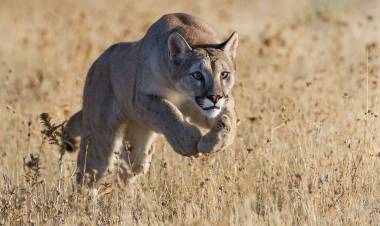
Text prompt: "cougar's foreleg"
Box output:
[[135, 94, 202, 156]]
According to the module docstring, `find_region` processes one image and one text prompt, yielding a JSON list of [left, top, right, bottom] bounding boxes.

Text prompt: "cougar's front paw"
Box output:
[[197, 115, 232, 153], [212, 115, 232, 133], [171, 125, 202, 156], [197, 131, 221, 153]]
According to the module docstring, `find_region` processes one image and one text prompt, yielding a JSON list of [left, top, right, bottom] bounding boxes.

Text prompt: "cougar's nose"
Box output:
[[207, 95, 222, 104]]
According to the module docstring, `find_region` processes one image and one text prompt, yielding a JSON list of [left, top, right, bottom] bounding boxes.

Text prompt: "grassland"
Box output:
[[0, 0, 380, 225]]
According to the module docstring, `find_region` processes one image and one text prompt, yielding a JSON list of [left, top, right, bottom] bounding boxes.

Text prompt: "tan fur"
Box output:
[[63, 13, 239, 185]]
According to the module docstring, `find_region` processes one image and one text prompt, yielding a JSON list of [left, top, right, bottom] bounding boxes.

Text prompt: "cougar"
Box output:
[[62, 13, 238, 185]]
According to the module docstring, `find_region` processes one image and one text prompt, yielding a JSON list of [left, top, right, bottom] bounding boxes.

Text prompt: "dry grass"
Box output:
[[1, 0, 380, 225]]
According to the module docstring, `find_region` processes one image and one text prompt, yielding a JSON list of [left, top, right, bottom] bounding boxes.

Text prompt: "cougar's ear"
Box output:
[[168, 32, 192, 64], [220, 32, 239, 60]]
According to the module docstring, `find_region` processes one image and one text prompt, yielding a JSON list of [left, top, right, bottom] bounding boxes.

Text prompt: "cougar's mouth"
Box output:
[[195, 96, 224, 118], [195, 96, 222, 110], [202, 106, 220, 110]]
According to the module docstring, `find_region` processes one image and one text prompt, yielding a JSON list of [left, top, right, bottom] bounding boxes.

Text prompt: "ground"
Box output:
[[0, 0, 380, 225]]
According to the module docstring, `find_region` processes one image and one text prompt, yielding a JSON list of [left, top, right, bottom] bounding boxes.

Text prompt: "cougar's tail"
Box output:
[[62, 111, 82, 152]]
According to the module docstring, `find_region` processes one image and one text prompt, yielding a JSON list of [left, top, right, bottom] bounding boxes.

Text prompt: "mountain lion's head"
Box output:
[[167, 31, 238, 118]]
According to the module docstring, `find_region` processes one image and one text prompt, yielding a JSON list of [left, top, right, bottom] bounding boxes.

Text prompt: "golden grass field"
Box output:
[[1, 0, 380, 225]]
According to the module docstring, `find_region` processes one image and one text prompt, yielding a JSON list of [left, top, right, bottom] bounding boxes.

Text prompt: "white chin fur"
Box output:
[[201, 108, 222, 118]]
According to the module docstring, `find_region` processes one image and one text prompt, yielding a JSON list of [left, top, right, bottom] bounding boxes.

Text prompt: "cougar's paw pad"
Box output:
[[214, 115, 231, 132]]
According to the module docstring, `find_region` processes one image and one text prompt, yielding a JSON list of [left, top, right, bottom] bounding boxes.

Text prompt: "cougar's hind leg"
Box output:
[[75, 83, 126, 185], [75, 49, 128, 186], [76, 122, 126, 186], [120, 121, 157, 182]]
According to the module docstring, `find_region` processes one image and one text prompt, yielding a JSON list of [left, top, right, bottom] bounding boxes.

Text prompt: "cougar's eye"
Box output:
[[191, 71, 203, 80], [221, 71, 230, 79]]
